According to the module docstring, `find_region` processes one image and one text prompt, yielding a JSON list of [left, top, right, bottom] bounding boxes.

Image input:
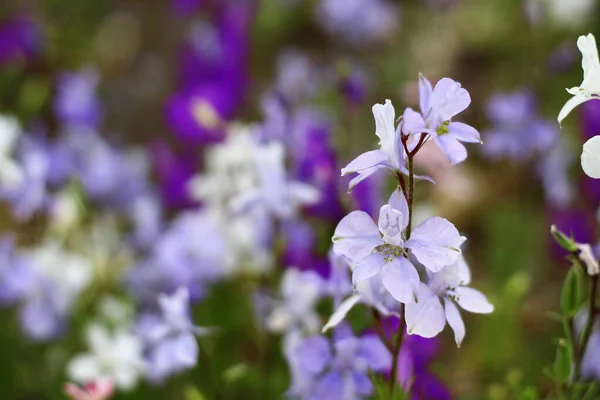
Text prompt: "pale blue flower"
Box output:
[[332, 190, 465, 305], [405, 257, 493, 345]]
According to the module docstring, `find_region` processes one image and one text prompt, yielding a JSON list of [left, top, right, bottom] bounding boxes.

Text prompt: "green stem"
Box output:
[[387, 316, 406, 398], [575, 275, 598, 380], [405, 156, 415, 239]]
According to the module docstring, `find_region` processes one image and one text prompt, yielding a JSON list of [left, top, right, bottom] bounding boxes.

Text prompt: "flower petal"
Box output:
[[558, 94, 591, 125], [578, 34, 600, 82], [454, 286, 494, 314], [373, 100, 397, 158], [419, 74, 433, 115], [381, 257, 419, 304], [352, 252, 385, 287], [293, 335, 331, 374], [347, 164, 388, 193], [341, 150, 391, 176], [430, 78, 471, 121], [581, 135, 600, 179], [405, 217, 465, 272], [378, 205, 403, 245], [444, 299, 465, 347], [332, 211, 381, 262], [433, 135, 468, 165], [388, 189, 409, 231], [405, 283, 446, 338], [357, 335, 392, 371], [322, 294, 362, 333], [402, 107, 427, 135], [448, 122, 482, 144]]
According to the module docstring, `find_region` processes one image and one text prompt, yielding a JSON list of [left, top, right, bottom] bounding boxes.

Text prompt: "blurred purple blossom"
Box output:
[[287, 330, 391, 400], [0, 237, 36, 306], [53, 68, 102, 129], [316, 0, 399, 44], [0, 15, 42, 65], [152, 141, 198, 209], [483, 90, 557, 161], [137, 288, 210, 382]]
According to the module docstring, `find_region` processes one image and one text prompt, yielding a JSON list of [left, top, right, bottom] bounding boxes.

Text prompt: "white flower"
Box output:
[[67, 324, 144, 391], [581, 135, 600, 179], [0, 115, 23, 188], [557, 33, 600, 125]]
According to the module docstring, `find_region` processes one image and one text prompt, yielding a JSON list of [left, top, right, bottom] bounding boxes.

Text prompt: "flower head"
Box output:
[[332, 190, 465, 305], [405, 257, 493, 346], [558, 33, 600, 125]]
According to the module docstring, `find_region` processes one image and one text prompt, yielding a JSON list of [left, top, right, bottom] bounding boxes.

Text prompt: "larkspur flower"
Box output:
[[332, 190, 465, 304], [137, 288, 211, 382], [558, 34, 600, 126], [266, 269, 324, 337], [67, 324, 144, 391], [403, 75, 481, 165], [0, 15, 42, 64], [0, 236, 36, 306], [405, 257, 493, 345], [287, 328, 391, 400], [53, 68, 102, 128], [483, 90, 557, 161], [340, 100, 410, 192], [230, 141, 320, 219]]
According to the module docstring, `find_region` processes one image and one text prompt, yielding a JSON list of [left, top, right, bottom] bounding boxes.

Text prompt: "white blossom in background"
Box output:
[[0, 115, 24, 188], [67, 324, 144, 391]]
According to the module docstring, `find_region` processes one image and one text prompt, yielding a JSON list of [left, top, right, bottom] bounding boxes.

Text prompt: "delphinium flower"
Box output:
[[483, 90, 557, 161], [265, 268, 325, 342], [64, 379, 114, 400], [0, 15, 42, 65], [165, 2, 251, 144], [287, 325, 391, 400], [0, 236, 36, 306], [152, 141, 198, 209], [127, 210, 227, 303], [53, 68, 102, 129], [316, 0, 399, 44], [332, 190, 465, 304], [136, 287, 211, 382], [577, 312, 600, 380], [405, 257, 493, 344], [558, 34, 600, 127], [230, 141, 320, 220], [19, 241, 93, 341], [67, 323, 144, 391]]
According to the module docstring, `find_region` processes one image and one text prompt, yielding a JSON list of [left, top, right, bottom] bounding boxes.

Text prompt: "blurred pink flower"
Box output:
[[64, 380, 114, 400]]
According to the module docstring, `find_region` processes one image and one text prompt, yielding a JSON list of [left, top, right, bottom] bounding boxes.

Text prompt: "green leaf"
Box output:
[[553, 338, 572, 384], [184, 385, 206, 400], [561, 267, 586, 317], [517, 386, 538, 400], [551, 225, 577, 253]]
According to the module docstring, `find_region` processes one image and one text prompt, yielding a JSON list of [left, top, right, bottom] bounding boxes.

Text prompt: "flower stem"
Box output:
[[574, 275, 599, 380], [405, 155, 415, 239], [388, 315, 406, 398]]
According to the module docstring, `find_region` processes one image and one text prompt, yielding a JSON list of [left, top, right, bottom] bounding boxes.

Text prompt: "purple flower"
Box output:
[[316, 0, 399, 44], [164, 84, 236, 145], [53, 68, 102, 129], [289, 109, 343, 220], [332, 190, 465, 304], [403, 75, 481, 165], [405, 257, 493, 344], [483, 90, 557, 161], [230, 142, 320, 220], [171, 0, 204, 15], [0, 236, 36, 305], [152, 141, 198, 209], [287, 331, 391, 400], [137, 288, 210, 382], [0, 15, 42, 64]]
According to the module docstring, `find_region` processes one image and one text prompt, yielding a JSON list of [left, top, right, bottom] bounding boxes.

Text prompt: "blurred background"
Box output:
[[0, 0, 599, 399]]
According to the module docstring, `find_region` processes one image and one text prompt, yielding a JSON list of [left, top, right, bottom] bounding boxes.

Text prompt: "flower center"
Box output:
[[436, 120, 450, 136], [375, 243, 406, 262]]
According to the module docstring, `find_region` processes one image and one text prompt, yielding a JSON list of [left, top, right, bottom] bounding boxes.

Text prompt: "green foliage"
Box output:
[[560, 267, 586, 318], [550, 226, 577, 254]]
